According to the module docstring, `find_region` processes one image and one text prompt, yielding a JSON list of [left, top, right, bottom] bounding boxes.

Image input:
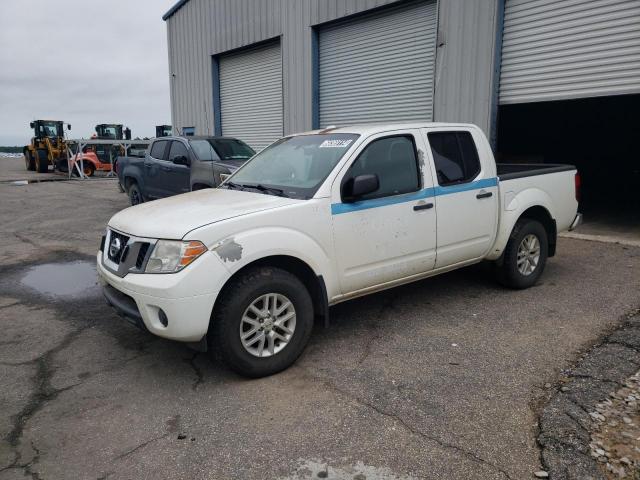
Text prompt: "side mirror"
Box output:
[[30, 122, 35, 128], [172, 155, 190, 166], [67, 124, 72, 130], [342, 174, 379, 202]]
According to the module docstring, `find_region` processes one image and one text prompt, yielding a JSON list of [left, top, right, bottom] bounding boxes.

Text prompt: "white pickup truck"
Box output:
[[98, 123, 581, 377]]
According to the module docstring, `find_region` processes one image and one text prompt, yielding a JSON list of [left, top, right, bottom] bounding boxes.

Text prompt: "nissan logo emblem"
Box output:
[[109, 237, 122, 258]]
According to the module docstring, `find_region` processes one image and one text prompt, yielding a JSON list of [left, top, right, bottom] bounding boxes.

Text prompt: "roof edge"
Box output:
[[162, 0, 190, 21]]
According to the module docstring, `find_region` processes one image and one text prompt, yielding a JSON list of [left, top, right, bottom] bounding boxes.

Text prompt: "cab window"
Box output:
[[150, 140, 168, 160], [344, 135, 421, 201], [168, 141, 189, 162], [428, 131, 481, 186]]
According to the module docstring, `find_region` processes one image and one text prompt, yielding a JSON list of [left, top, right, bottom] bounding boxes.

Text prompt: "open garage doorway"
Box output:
[[497, 94, 640, 242]]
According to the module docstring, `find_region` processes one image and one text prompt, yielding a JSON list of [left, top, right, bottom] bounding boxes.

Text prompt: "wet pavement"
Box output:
[[0, 156, 639, 479], [19, 261, 98, 299]]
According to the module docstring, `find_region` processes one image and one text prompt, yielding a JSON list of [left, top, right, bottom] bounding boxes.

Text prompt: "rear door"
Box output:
[[144, 140, 170, 198], [165, 140, 191, 195], [421, 128, 499, 268]]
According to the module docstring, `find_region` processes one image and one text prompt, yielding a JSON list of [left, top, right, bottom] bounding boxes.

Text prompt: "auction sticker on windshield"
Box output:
[[319, 139, 353, 148]]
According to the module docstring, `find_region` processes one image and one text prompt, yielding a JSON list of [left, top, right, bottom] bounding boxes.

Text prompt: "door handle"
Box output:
[[413, 203, 434, 211], [476, 191, 493, 199]]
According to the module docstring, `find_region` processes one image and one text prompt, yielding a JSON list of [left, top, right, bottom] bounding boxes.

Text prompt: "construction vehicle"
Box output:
[[155, 125, 172, 137], [95, 124, 132, 141], [67, 124, 134, 177], [23, 120, 70, 173]]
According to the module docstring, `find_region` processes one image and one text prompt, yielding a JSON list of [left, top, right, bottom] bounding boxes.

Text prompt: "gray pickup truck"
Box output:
[[117, 136, 255, 205]]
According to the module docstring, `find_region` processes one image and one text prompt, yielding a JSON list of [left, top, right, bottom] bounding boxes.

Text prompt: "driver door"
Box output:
[[144, 140, 169, 199], [164, 140, 191, 196], [331, 131, 437, 295]]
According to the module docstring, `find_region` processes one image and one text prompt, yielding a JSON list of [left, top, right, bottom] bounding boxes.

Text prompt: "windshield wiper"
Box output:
[[246, 183, 288, 197], [223, 181, 245, 190]]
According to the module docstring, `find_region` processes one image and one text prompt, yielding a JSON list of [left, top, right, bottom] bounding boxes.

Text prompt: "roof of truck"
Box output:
[[295, 122, 479, 137]]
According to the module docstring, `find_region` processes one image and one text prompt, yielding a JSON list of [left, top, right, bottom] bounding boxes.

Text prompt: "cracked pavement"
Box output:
[[0, 157, 639, 479]]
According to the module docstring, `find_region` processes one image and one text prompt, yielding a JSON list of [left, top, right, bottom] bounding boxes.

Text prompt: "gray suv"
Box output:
[[117, 136, 255, 205]]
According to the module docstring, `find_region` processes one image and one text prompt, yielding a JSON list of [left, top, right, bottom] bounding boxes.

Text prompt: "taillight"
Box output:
[[574, 172, 581, 203]]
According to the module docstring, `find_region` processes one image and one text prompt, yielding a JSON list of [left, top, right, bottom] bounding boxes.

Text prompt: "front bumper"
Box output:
[[97, 250, 229, 342], [569, 212, 583, 231]]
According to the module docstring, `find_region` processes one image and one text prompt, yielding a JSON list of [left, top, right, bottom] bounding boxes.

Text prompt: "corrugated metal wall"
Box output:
[[219, 42, 283, 150], [433, 0, 501, 135], [166, 0, 501, 138], [500, 0, 640, 104], [318, 1, 437, 126]]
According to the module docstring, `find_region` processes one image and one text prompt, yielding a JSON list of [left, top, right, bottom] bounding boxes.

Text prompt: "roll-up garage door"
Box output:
[[219, 42, 283, 150], [500, 0, 640, 104], [318, 1, 437, 127]]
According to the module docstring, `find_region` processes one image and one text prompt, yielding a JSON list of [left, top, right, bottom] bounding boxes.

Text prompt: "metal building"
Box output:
[[164, 0, 501, 150], [164, 0, 640, 208]]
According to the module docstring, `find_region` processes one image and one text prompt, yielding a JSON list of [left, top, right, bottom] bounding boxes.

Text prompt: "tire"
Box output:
[[81, 161, 95, 177], [24, 151, 35, 171], [496, 219, 548, 289], [209, 267, 314, 378], [127, 182, 144, 206], [35, 149, 49, 173]]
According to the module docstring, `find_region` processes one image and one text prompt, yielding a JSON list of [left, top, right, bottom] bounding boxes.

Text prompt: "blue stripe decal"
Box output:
[[434, 176, 498, 196], [331, 177, 497, 215]]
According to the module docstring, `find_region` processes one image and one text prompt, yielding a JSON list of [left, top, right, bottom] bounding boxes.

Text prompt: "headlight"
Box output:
[[145, 240, 207, 273]]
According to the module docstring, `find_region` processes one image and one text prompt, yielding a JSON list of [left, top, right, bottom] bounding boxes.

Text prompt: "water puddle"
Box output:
[[21, 261, 99, 298]]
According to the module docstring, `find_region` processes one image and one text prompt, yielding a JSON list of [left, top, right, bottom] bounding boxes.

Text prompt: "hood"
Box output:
[[109, 188, 299, 239]]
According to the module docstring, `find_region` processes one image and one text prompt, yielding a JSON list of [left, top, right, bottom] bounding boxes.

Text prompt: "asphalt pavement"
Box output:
[[0, 156, 638, 480]]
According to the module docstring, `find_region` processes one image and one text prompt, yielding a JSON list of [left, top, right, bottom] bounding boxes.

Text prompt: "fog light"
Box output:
[[158, 309, 168, 327]]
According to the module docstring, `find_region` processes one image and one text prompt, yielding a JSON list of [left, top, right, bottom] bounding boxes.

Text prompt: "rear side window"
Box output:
[[150, 140, 168, 159], [346, 135, 421, 200], [428, 131, 481, 186]]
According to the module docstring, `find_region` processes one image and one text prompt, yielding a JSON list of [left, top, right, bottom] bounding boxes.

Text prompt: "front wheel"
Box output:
[[127, 182, 144, 206], [496, 218, 548, 289], [82, 161, 95, 177], [35, 149, 49, 173], [209, 267, 314, 377]]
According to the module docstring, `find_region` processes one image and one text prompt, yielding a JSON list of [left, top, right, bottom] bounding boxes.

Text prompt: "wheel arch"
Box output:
[[518, 205, 557, 257], [213, 255, 330, 329]]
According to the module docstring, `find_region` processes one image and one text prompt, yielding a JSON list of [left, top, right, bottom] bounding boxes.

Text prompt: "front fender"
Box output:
[[192, 227, 339, 299], [486, 187, 555, 261]]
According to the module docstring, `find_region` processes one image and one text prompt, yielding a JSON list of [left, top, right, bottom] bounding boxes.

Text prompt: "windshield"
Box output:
[[190, 138, 255, 162], [224, 133, 359, 199], [39, 122, 60, 137]]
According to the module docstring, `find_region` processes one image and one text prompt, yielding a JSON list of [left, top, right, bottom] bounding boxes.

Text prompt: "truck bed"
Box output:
[[497, 163, 575, 181]]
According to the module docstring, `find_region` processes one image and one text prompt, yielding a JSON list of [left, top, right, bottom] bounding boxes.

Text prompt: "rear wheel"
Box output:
[[127, 182, 144, 206], [35, 149, 49, 173], [24, 151, 35, 171], [496, 218, 548, 289], [209, 267, 314, 377]]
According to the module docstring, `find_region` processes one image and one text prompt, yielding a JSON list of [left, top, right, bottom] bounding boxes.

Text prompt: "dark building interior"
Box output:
[[497, 94, 640, 219]]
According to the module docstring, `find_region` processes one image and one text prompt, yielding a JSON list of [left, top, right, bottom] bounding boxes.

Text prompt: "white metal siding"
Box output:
[[318, 1, 437, 127], [500, 0, 640, 104], [219, 42, 283, 150]]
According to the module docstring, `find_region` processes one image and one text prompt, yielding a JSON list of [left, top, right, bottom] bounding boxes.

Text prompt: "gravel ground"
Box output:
[[0, 156, 639, 479], [590, 371, 640, 478]]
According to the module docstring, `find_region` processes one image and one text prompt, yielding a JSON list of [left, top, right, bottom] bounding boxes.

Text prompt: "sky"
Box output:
[[0, 0, 177, 146]]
